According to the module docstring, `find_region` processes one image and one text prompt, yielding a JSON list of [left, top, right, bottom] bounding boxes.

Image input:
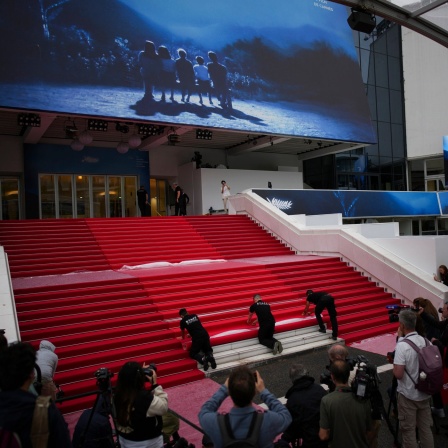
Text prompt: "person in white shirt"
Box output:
[[221, 180, 231, 213], [393, 310, 434, 448]]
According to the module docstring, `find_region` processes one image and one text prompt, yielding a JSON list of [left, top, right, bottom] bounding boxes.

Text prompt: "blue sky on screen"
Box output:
[[120, 0, 356, 57]]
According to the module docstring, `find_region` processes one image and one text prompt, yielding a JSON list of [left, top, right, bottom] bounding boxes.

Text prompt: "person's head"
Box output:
[[228, 366, 256, 407], [289, 364, 309, 383], [208, 51, 218, 63], [398, 309, 417, 334], [115, 361, 147, 425], [221, 180, 226, 185], [144, 40, 156, 55], [439, 265, 448, 275], [158, 45, 171, 59], [253, 294, 261, 303], [0, 342, 36, 391], [196, 56, 204, 65], [139, 185, 145, 189], [329, 359, 350, 386], [116, 361, 146, 393], [173, 182, 178, 190], [328, 343, 349, 363], [306, 289, 313, 297], [179, 308, 187, 317], [177, 48, 186, 58], [39, 339, 56, 353]]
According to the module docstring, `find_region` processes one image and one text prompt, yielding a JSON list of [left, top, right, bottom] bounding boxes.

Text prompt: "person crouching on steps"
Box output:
[[179, 308, 217, 371]]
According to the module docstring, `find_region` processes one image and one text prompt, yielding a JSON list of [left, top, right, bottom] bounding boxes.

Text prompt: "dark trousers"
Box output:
[[190, 334, 213, 364], [258, 320, 277, 349], [174, 202, 180, 216], [138, 203, 147, 217], [315, 295, 338, 337]]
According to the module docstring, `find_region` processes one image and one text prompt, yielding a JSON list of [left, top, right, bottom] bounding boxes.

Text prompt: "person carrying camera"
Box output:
[[198, 366, 291, 448], [393, 309, 434, 448], [319, 360, 373, 448], [114, 361, 168, 448], [302, 290, 338, 341]]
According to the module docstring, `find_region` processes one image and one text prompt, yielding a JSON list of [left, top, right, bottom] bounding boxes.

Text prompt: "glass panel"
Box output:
[[124, 176, 137, 217], [374, 53, 389, 88], [437, 218, 448, 235], [388, 56, 401, 91], [92, 176, 106, 218], [76, 175, 91, 218], [426, 158, 444, 176], [57, 175, 73, 219], [109, 176, 122, 218], [421, 218, 436, 235], [40, 175, 56, 219], [1, 179, 19, 220]]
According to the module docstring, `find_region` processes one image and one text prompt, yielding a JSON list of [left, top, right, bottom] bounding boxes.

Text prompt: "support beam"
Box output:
[[227, 136, 291, 156], [23, 113, 57, 144], [138, 126, 191, 151]]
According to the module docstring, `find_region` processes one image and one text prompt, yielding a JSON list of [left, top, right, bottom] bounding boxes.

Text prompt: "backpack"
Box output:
[[0, 395, 51, 448], [402, 337, 444, 395], [217, 411, 264, 448]]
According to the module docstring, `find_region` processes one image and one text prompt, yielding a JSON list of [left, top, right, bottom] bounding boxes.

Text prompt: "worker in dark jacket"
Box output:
[[279, 364, 328, 448], [303, 290, 338, 340]]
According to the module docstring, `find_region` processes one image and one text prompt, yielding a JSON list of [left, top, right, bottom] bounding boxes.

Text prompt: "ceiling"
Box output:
[[0, 108, 361, 161]]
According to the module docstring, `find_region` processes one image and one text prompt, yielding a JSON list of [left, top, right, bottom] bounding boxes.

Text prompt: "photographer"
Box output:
[[322, 345, 381, 448], [280, 364, 327, 448], [114, 361, 168, 448], [319, 360, 373, 448], [418, 300, 448, 418]]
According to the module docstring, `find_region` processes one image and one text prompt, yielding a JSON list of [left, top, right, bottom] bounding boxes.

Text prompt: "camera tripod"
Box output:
[[75, 376, 120, 448]]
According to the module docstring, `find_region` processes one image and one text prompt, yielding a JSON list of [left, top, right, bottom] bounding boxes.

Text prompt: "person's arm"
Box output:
[[198, 383, 229, 440], [259, 387, 292, 432], [319, 428, 330, 441], [393, 342, 406, 380], [247, 312, 257, 325], [302, 301, 311, 316], [176, 190, 181, 202], [146, 372, 168, 417]]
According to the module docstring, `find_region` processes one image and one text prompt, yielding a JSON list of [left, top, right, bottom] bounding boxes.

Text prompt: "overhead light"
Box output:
[[17, 113, 41, 127], [88, 119, 108, 131], [117, 141, 129, 154], [78, 130, 93, 145], [196, 129, 213, 140], [70, 139, 84, 151], [138, 124, 164, 136], [167, 131, 180, 145], [128, 134, 142, 148]]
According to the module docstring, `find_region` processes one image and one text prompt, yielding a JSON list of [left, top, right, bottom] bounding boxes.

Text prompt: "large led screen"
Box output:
[[254, 190, 441, 218], [0, 0, 375, 144]]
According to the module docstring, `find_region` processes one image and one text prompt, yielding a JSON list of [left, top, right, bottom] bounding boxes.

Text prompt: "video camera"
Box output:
[[387, 304, 418, 323], [351, 355, 379, 400], [142, 363, 157, 382], [94, 367, 114, 391], [320, 354, 379, 400]]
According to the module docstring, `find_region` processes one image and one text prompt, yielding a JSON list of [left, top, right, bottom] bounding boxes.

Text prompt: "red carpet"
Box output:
[[0, 216, 400, 414]]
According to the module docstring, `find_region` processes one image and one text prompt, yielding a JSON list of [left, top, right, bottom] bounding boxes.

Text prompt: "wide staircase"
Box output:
[[0, 216, 400, 414]]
